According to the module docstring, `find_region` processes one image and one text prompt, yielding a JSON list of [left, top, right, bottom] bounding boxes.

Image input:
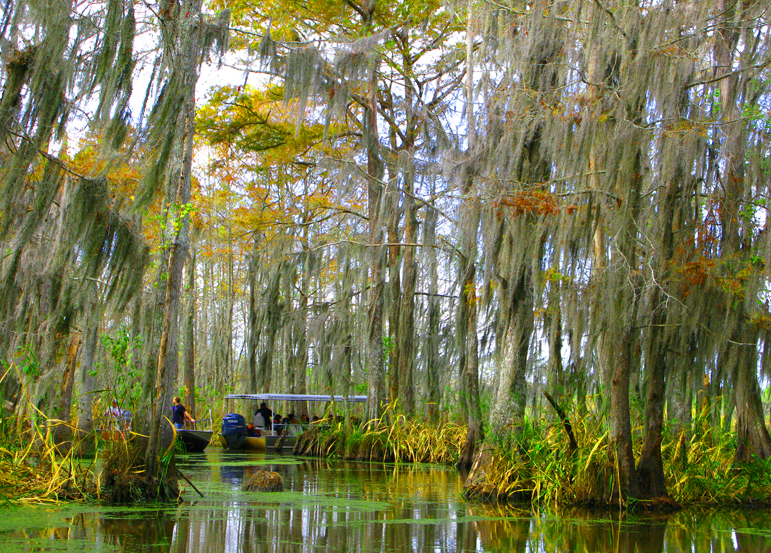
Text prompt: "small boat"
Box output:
[[218, 412, 266, 451], [96, 409, 133, 441], [218, 393, 367, 452], [177, 410, 214, 453]]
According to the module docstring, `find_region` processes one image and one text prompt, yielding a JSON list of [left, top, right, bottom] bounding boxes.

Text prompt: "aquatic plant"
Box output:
[[0, 407, 97, 504], [462, 399, 771, 510]]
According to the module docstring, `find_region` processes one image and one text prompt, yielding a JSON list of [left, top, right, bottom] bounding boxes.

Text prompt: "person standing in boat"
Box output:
[[256, 402, 273, 428], [172, 396, 195, 430]]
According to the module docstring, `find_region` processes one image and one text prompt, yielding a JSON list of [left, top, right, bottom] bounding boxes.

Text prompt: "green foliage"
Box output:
[[462, 399, 771, 510], [100, 328, 143, 411], [13, 345, 39, 378]]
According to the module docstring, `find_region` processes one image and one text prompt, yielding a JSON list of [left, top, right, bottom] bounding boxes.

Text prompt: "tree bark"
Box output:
[[362, 0, 386, 423], [183, 247, 196, 416], [456, 175, 483, 470], [424, 204, 441, 421], [396, 168, 417, 416]]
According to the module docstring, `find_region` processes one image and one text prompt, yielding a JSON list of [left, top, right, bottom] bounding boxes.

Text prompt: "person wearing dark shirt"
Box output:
[[172, 396, 194, 430], [256, 402, 273, 428]]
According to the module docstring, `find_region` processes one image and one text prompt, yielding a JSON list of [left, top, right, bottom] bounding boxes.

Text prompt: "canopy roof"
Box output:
[[224, 393, 367, 403]]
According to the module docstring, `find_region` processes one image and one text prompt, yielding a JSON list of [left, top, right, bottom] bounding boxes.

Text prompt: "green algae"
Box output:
[[0, 537, 118, 553], [3, 454, 771, 552]]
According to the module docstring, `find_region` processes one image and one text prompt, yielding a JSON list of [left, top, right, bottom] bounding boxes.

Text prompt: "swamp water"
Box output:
[[2, 449, 771, 552]]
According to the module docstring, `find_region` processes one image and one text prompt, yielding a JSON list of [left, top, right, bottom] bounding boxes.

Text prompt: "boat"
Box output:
[[177, 410, 214, 453], [218, 412, 266, 451], [96, 408, 133, 441], [218, 393, 367, 452]]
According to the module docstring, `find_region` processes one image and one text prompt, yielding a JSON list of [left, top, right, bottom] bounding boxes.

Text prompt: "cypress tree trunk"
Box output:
[[424, 204, 441, 421], [712, 0, 771, 464], [456, 174, 483, 470], [145, 0, 218, 484], [362, 0, 386, 423], [247, 246, 264, 393], [490, 265, 534, 442], [386, 179, 401, 407], [456, 0, 483, 469], [637, 142, 683, 498], [76, 289, 101, 450], [294, 242, 310, 419], [258, 264, 283, 393], [52, 333, 80, 448], [183, 248, 196, 416], [397, 168, 418, 416]]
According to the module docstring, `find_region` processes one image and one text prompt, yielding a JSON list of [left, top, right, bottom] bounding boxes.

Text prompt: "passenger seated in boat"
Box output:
[[105, 399, 122, 430], [300, 414, 309, 424], [121, 410, 132, 431]]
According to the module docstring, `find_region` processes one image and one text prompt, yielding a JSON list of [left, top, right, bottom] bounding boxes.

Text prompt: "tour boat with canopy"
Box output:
[[218, 393, 367, 452]]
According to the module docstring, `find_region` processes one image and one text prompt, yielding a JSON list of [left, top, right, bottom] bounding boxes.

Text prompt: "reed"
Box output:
[[298, 398, 771, 509], [295, 401, 467, 465], [462, 400, 771, 509], [0, 409, 97, 504]]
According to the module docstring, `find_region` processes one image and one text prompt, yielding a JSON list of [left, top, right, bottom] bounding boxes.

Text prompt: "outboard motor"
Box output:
[[221, 413, 247, 449]]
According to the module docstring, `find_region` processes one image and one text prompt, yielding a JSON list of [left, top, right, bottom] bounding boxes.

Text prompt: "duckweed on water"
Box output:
[[0, 537, 117, 553]]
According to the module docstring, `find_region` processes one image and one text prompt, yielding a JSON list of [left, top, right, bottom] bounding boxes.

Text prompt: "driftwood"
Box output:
[[177, 467, 204, 498]]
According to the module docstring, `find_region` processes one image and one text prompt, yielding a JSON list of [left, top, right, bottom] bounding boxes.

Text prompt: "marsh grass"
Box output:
[[300, 403, 466, 465], [298, 399, 771, 509], [0, 411, 97, 504], [463, 399, 771, 509]]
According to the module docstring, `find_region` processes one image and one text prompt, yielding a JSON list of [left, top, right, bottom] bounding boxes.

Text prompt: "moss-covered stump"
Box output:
[[294, 427, 332, 457], [244, 470, 283, 492], [101, 435, 180, 504]]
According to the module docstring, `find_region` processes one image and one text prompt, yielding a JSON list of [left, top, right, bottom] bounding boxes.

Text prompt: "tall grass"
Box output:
[[301, 398, 771, 509], [462, 399, 771, 509], [299, 402, 466, 465], [0, 412, 98, 504]]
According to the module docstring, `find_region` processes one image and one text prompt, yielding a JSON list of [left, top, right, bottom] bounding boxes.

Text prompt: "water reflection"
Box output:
[[5, 450, 771, 552]]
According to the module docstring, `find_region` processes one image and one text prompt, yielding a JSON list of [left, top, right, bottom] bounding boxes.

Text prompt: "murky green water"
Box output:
[[3, 449, 771, 552]]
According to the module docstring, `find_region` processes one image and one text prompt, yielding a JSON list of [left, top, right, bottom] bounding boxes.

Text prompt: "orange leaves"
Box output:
[[672, 256, 715, 297], [492, 190, 562, 218], [671, 251, 759, 302]]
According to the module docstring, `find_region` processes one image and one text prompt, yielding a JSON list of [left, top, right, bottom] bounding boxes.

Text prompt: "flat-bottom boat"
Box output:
[[177, 410, 214, 453], [220, 393, 367, 453], [218, 413, 267, 451]]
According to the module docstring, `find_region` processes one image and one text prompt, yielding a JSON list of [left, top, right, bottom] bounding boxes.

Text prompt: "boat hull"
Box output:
[[178, 429, 213, 453], [218, 433, 266, 451], [99, 429, 131, 441], [266, 435, 297, 450]]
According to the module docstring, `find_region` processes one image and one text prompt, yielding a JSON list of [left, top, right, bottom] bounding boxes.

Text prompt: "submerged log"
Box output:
[[244, 470, 283, 492]]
